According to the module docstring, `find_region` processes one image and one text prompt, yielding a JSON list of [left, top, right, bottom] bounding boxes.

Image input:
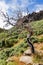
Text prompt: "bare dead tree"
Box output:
[[0, 10, 35, 54], [24, 23, 35, 54]]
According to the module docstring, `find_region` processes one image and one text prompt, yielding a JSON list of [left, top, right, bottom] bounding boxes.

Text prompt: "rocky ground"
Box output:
[[6, 43, 43, 65]]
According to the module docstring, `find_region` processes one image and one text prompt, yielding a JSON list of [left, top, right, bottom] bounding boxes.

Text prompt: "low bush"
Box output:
[[0, 39, 5, 48], [0, 60, 7, 65], [0, 41, 2, 48], [5, 40, 13, 47], [30, 36, 39, 43], [0, 38, 19, 48], [19, 33, 27, 39], [39, 37, 43, 42], [7, 61, 18, 65], [0, 41, 28, 60], [30, 20, 43, 35]]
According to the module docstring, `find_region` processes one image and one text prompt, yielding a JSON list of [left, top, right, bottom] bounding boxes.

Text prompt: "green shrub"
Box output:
[[13, 39, 18, 43], [19, 33, 27, 39], [7, 62, 17, 65], [14, 32, 18, 35], [0, 42, 2, 48], [0, 51, 8, 60], [0, 60, 7, 65], [9, 35, 18, 39], [0, 41, 28, 60], [5, 38, 18, 47], [5, 40, 13, 47], [0, 39, 6, 48], [24, 38, 27, 43], [30, 20, 43, 35], [2, 39, 5, 47], [39, 37, 43, 42], [30, 36, 39, 43]]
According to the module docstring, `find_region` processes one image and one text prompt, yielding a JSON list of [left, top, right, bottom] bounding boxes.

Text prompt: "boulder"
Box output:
[[20, 56, 32, 64], [23, 49, 32, 56]]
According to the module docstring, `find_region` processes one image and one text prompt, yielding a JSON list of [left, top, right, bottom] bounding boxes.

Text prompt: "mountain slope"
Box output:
[[0, 11, 43, 65]]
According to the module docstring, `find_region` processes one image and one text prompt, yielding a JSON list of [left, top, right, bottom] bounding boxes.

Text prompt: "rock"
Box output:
[[6, 57, 13, 62], [20, 56, 33, 64], [6, 56, 19, 62], [33, 63, 39, 65], [23, 49, 32, 56]]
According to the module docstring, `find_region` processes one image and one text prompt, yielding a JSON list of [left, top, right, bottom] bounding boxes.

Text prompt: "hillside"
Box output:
[[0, 19, 43, 65], [0, 10, 43, 65], [0, 28, 7, 33]]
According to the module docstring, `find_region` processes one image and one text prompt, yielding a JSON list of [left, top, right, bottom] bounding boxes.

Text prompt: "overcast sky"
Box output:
[[0, 0, 43, 29]]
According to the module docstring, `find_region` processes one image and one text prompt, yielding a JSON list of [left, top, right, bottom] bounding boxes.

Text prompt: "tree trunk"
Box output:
[[27, 34, 35, 54]]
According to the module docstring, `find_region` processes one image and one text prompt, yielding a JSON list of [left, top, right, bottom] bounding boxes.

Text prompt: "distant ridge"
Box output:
[[27, 10, 43, 21], [16, 10, 43, 26]]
